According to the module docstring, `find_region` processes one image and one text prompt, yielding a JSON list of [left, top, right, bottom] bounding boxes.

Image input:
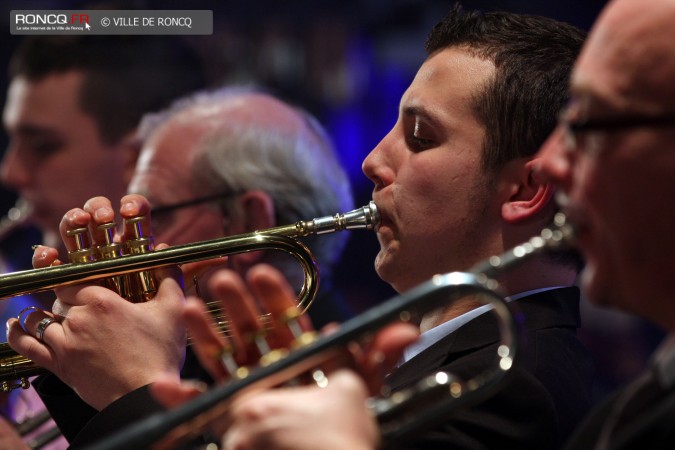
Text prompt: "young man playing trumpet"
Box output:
[[164, 9, 594, 450]]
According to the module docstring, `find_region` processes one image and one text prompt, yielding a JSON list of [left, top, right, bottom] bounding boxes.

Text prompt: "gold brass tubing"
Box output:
[[0, 201, 379, 305], [0, 342, 33, 391], [0, 233, 317, 308], [0, 203, 379, 391]]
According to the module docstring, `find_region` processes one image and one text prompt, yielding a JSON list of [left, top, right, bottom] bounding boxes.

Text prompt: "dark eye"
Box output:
[[407, 135, 435, 152], [564, 121, 606, 157], [406, 116, 437, 152], [27, 137, 64, 156]]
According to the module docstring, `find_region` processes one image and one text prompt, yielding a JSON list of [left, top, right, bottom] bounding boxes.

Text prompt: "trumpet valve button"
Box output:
[[96, 222, 124, 259], [66, 227, 96, 263], [123, 216, 154, 254], [66, 227, 90, 250], [97, 222, 116, 245], [291, 330, 318, 349], [259, 348, 289, 367], [280, 307, 306, 341]]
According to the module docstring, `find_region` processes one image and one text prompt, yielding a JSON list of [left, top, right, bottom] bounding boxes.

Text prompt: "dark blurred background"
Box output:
[[1, 0, 663, 399]]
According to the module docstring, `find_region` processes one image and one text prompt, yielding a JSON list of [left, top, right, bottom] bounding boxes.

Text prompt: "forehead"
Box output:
[[129, 117, 205, 198], [3, 71, 85, 126], [402, 47, 495, 121], [573, 0, 675, 112]]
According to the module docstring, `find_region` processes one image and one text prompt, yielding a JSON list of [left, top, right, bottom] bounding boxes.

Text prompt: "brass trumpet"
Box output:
[[0, 202, 380, 391], [83, 214, 575, 450]]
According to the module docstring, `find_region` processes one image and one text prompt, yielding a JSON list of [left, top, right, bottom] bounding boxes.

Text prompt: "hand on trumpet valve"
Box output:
[[150, 262, 419, 446], [6, 194, 186, 411], [224, 369, 380, 450]]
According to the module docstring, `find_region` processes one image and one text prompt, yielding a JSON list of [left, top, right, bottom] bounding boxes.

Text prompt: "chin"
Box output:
[[374, 257, 406, 293], [374, 257, 393, 288]]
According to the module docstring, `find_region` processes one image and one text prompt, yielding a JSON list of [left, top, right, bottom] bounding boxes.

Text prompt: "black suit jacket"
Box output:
[[564, 380, 675, 450], [385, 287, 594, 450]]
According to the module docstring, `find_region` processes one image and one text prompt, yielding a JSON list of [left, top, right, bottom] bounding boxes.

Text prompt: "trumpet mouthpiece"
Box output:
[[310, 201, 380, 235]]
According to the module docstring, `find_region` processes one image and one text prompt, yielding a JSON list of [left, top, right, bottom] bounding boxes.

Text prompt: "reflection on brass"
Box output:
[[0, 203, 380, 392]]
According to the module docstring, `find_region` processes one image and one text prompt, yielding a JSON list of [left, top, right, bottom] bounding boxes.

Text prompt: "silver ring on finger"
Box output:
[[35, 317, 57, 342]]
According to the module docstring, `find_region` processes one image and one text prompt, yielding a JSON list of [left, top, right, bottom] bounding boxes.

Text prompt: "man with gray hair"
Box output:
[[10, 87, 354, 446], [135, 86, 352, 288]]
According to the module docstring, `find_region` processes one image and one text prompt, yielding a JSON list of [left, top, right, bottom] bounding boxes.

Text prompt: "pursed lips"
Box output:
[[371, 200, 394, 240]]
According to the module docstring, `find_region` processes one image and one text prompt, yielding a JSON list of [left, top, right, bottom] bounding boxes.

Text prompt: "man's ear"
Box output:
[[501, 157, 554, 224], [237, 190, 276, 232], [228, 191, 276, 266]]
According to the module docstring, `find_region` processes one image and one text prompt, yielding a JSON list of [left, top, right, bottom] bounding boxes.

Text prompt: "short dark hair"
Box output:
[[9, 34, 207, 145], [425, 6, 585, 170]]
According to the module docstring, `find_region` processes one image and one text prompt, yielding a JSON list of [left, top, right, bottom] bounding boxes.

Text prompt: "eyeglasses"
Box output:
[[150, 192, 238, 234], [560, 105, 675, 155]]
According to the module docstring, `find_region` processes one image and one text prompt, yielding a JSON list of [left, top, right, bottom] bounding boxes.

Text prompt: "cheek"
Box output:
[[393, 154, 485, 248], [397, 152, 473, 205], [575, 158, 648, 281], [160, 211, 223, 246], [37, 143, 111, 179]]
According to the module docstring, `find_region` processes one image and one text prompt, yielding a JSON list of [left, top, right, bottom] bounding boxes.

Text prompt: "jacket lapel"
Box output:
[[386, 287, 581, 391]]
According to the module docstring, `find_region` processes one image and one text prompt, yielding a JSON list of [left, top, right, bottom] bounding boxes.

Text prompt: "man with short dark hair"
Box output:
[[193, 2, 675, 449], [146, 8, 594, 450], [1, 34, 206, 256]]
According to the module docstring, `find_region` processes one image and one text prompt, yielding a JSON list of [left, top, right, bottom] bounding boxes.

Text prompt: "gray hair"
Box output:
[[139, 86, 354, 277]]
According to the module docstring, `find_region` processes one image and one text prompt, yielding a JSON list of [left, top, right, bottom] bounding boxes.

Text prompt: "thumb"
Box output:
[[150, 374, 205, 409]]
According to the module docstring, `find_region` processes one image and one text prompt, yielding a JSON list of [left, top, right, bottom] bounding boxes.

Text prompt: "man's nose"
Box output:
[[0, 147, 32, 192], [534, 126, 574, 191]]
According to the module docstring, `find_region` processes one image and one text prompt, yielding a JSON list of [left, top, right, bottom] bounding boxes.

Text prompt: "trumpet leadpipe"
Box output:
[[0, 202, 379, 303]]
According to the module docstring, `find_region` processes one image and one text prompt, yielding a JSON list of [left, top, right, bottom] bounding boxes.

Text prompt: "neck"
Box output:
[[420, 298, 485, 333], [420, 256, 576, 333]]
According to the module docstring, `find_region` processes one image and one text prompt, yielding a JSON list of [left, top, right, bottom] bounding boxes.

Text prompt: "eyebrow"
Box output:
[[402, 105, 443, 128], [14, 123, 61, 138]]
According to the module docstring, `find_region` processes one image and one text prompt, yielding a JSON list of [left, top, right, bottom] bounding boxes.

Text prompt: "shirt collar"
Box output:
[[401, 286, 565, 363]]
